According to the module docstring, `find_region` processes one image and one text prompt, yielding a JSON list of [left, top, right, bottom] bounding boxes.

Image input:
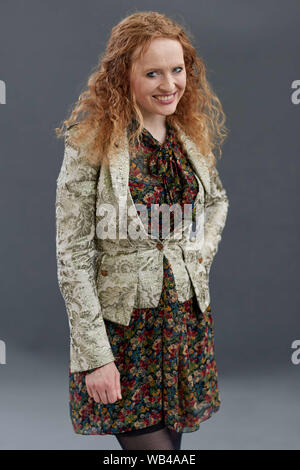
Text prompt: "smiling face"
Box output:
[[129, 38, 186, 128]]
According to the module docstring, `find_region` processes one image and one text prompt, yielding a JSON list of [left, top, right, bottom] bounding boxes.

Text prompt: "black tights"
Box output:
[[115, 421, 183, 450]]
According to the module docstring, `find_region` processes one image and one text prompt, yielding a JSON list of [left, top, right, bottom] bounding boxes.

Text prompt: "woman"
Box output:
[[55, 11, 229, 450]]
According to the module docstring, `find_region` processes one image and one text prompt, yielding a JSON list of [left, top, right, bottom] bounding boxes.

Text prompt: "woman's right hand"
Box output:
[[85, 361, 122, 404]]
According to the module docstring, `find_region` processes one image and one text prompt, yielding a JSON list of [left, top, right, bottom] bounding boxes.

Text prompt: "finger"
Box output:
[[104, 386, 115, 404], [97, 387, 108, 405], [88, 382, 101, 402], [94, 388, 102, 404], [115, 372, 122, 399]]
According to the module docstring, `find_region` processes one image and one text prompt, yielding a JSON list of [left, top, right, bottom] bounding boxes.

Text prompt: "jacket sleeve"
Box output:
[[203, 156, 229, 275], [55, 125, 116, 373]]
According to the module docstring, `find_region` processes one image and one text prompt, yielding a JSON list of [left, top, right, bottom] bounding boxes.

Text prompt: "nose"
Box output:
[[158, 73, 176, 94]]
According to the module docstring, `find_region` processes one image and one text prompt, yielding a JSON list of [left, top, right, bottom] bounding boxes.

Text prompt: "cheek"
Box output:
[[178, 75, 187, 91], [133, 80, 150, 100], [137, 85, 157, 103]]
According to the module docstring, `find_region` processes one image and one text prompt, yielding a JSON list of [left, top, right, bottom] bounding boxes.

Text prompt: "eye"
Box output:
[[146, 67, 184, 78], [146, 71, 157, 78]]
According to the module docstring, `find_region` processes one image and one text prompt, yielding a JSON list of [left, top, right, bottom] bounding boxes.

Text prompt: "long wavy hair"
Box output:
[[54, 10, 228, 169]]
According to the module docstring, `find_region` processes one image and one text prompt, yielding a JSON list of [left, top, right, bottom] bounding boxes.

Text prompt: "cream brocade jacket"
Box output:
[[55, 123, 229, 373]]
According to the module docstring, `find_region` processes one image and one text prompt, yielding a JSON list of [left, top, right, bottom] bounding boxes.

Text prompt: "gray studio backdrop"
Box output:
[[0, 0, 299, 450]]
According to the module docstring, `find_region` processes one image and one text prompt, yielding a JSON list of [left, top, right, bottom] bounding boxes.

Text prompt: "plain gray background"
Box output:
[[0, 0, 299, 450]]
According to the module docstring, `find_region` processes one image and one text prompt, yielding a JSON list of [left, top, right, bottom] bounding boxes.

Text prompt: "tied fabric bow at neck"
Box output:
[[142, 125, 182, 205]]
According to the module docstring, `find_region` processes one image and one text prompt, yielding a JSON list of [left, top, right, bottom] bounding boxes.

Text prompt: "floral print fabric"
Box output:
[[129, 119, 199, 237], [68, 121, 221, 434]]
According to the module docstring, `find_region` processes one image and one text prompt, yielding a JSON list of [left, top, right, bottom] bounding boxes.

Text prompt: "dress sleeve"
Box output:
[[203, 156, 229, 275], [55, 126, 115, 373]]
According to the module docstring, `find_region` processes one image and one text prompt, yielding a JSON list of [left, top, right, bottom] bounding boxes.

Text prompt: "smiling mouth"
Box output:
[[152, 92, 177, 101]]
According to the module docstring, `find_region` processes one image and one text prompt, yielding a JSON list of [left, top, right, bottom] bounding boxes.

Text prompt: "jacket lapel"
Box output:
[[174, 124, 211, 196], [109, 132, 149, 239]]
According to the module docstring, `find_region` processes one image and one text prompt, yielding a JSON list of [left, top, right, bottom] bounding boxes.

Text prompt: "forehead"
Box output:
[[131, 38, 184, 68]]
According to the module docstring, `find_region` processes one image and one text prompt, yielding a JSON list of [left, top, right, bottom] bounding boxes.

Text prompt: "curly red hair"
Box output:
[[54, 10, 228, 169]]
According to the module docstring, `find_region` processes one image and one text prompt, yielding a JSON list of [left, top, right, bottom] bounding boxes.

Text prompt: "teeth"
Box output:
[[154, 93, 175, 101]]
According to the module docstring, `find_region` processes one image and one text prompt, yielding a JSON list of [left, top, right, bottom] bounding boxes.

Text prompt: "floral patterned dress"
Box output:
[[68, 120, 221, 435]]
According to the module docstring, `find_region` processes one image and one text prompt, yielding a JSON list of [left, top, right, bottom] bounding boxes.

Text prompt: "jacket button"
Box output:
[[198, 257, 203, 263], [156, 242, 163, 250], [100, 269, 108, 276]]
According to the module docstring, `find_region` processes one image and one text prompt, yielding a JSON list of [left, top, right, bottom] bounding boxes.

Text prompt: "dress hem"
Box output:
[[70, 403, 220, 436]]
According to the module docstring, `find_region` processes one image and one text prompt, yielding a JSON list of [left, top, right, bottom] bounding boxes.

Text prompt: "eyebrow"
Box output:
[[144, 63, 185, 72]]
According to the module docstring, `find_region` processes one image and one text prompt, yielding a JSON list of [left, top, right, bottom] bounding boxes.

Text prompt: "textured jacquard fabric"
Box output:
[[55, 121, 229, 373], [55, 133, 115, 372]]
